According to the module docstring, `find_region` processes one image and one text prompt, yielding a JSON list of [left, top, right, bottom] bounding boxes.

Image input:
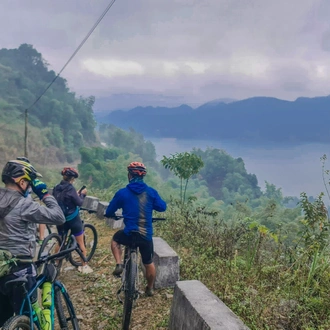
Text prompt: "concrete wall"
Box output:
[[153, 237, 179, 289], [169, 280, 250, 330]]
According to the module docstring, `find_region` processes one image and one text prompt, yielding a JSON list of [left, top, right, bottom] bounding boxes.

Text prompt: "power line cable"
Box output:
[[0, 0, 117, 130], [27, 0, 117, 112]]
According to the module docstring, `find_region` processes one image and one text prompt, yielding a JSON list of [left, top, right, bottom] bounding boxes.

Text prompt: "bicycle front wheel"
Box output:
[[69, 223, 98, 267], [38, 233, 63, 275], [2, 315, 37, 330], [54, 283, 80, 330], [122, 251, 138, 330]]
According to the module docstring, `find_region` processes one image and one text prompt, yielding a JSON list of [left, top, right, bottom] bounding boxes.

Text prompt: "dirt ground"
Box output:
[[58, 215, 173, 330]]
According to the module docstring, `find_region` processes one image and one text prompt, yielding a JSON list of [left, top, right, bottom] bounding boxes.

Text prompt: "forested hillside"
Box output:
[[95, 95, 330, 143], [0, 44, 96, 164]]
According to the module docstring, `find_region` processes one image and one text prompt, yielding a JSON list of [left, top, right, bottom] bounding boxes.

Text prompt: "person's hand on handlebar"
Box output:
[[106, 213, 122, 220]]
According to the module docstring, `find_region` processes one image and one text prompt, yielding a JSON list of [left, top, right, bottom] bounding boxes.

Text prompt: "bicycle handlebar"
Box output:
[[80, 207, 97, 214], [35, 235, 78, 267], [109, 215, 166, 222]]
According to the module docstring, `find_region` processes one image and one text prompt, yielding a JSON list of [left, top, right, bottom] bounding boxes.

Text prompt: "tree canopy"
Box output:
[[0, 44, 96, 162]]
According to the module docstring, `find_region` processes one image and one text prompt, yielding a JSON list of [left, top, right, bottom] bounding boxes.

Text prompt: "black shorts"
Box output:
[[57, 215, 84, 237], [113, 230, 154, 265]]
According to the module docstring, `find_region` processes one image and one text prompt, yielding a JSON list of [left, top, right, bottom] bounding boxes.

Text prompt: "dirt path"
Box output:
[[58, 214, 173, 330]]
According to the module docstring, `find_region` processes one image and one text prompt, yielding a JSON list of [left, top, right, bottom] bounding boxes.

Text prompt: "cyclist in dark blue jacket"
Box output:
[[105, 161, 166, 296], [53, 167, 93, 274]]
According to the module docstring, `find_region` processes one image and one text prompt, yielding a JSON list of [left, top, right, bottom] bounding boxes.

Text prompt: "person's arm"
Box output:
[[20, 195, 66, 225], [105, 191, 122, 218], [152, 189, 167, 212], [70, 186, 85, 207]]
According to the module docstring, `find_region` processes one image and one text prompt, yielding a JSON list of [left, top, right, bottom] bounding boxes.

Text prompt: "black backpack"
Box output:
[[53, 185, 70, 216]]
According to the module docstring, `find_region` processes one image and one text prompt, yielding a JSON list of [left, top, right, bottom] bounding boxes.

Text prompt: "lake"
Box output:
[[149, 137, 330, 198]]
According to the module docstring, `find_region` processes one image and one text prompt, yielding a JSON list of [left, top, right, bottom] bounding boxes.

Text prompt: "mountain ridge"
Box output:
[[95, 94, 330, 143]]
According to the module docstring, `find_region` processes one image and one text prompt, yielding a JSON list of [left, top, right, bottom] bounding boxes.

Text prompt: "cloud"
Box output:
[[82, 59, 145, 77], [1, 0, 330, 105]]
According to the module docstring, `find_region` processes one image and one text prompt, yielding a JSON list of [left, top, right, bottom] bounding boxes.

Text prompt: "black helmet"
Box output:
[[2, 160, 42, 184], [16, 156, 31, 163]]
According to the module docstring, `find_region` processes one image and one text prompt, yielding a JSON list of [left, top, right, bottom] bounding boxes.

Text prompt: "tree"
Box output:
[[161, 152, 204, 203]]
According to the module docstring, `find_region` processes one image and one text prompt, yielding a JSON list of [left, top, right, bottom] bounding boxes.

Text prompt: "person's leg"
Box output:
[[0, 288, 14, 326], [0, 265, 36, 326], [144, 262, 156, 290], [139, 238, 155, 296], [75, 233, 87, 265], [69, 217, 87, 264], [111, 239, 122, 264], [70, 217, 93, 274], [38, 224, 46, 241], [111, 230, 130, 276]]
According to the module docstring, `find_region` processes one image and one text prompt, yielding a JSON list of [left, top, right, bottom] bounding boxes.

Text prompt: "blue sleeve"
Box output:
[[152, 189, 167, 212], [105, 190, 122, 217]]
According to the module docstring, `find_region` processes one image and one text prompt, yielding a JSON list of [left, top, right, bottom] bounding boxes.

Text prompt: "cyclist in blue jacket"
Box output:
[[105, 161, 166, 296]]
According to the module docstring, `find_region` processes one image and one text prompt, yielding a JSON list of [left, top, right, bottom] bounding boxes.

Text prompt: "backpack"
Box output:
[[53, 185, 70, 216], [0, 250, 18, 278]]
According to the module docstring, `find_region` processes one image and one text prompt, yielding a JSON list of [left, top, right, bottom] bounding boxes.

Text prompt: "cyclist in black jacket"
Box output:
[[53, 167, 93, 274]]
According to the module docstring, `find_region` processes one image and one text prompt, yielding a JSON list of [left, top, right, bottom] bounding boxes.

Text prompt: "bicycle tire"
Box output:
[[54, 284, 80, 330], [38, 233, 63, 274], [122, 251, 137, 330], [2, 315, 37, 330], [69, 223, 98, 267], [45, 224, 52, 236]]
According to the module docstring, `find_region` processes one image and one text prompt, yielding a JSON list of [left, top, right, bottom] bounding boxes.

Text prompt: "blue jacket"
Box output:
[[105, 182, 166, 240]]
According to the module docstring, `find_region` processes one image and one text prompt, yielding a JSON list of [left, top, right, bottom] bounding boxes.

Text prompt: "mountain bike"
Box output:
[[115, 217, 166, 330], [37, 208, 97, 274], [2, 235, 81, 330]]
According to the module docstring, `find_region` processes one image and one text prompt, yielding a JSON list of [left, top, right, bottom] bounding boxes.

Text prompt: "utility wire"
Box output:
[[0, 0, 117, 130], [27, 0, 117, 112]]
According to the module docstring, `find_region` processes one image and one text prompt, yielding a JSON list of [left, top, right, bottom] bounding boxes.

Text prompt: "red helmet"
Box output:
[[127, 162, 147, 177], [61, 167, 79, 178]]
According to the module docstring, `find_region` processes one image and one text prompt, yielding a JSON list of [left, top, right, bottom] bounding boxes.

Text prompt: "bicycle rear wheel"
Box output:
[[69, 223, 98, 267], [54, 283, 80, 330], [38, 233, 63, 274], [122, 251, 138, 330], [2, 315, 37, 330]]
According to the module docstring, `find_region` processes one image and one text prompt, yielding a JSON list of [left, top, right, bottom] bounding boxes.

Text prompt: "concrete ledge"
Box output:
[[152, 237, 179, 289], [82, 196, 99, 211], [105, 217, 124, 229], [97, 201, 109, 219], [169, 280, 250, 330]]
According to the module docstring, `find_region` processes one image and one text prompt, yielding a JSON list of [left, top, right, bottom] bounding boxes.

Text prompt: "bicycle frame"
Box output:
[[58, 230, 86, 263], [19, 276, 75, 330]]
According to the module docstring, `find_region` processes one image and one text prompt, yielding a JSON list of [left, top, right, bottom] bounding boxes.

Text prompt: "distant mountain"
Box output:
[[95, 95, 330, 143], [93, 93, 202, 112]]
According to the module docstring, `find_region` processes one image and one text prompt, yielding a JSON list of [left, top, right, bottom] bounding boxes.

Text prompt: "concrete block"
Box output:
[[82, 196, 99, 211], [105, 217, 124, 229], [169, 280, 250, 330], [97, 201, 109, 219], [152, 237, 179, 289]]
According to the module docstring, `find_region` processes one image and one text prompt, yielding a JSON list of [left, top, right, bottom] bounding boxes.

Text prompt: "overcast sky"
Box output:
[[1, 0, 330, 107]]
